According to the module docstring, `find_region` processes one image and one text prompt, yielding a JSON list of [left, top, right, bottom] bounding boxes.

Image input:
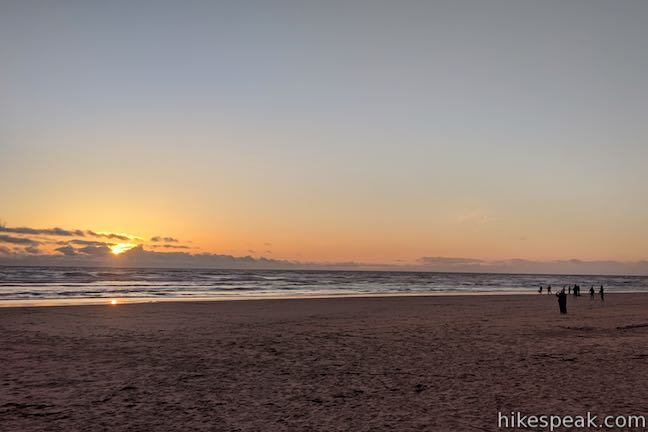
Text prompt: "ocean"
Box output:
[[0, 266, 646, 305]]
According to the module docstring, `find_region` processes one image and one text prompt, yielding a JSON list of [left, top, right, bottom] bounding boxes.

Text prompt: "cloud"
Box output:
[[0, 226, 84, 237], [54, 244, 113, 256], [158, 244, 190, 249], [0, 224, 135, 241], [98, 246, 297, 269], [78, 245, 113, 256], [417, 256, 648, 275], [0, 234, 40, 246], [55, 246, 78, 256], [151, 236, 178, 243], [86, 231, 133, 241], [1, 244, 300, 269], [3, 247, 648, 275], [58, 239, 112, 247], [24, 245, 41, 254]]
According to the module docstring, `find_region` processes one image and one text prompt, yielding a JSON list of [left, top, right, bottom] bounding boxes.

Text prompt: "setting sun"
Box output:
[[110, 243, 136, 255]]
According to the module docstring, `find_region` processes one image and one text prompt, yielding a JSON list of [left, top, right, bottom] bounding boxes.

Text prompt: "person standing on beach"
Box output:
[[599, 285, 605, 301], [547, 285, 552, 294], [539, 286, 543, 294], [556, 288, 567, 314], [590, 286, 595, 299], [568, 286, 571, 295]]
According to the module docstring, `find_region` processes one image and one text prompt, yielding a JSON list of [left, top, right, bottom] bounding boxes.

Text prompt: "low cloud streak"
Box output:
[[416, 256, 648, 276], [151, 236, 179, 243], [0, 224, 135, 241], [0, 234, 40, 246]]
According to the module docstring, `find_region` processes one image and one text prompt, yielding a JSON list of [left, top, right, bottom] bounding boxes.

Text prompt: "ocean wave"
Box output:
[[1, 266, 648, 301]]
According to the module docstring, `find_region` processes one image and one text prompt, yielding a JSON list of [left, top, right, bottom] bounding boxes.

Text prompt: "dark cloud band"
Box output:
[[151, 236, 179, 243], [0, 225, 132, 241], [0, 234, 41, 246]]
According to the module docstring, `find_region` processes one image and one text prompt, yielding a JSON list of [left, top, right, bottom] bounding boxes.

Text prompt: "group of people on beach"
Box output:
[[538, 284, 605, 314]]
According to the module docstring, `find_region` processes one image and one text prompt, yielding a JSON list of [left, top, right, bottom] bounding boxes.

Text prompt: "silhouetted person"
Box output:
[[599, 285, 605, 301], [590, 286, 595, 299], [547, 285, 552, 294], [539, 286, 543, 294], [568, 286, 571, 295], [556, 288, 567, 314], [573, 285, 579, 297]]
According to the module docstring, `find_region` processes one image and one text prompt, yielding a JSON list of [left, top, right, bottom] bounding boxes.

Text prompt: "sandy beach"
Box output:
[[2, 294, 648, 431]]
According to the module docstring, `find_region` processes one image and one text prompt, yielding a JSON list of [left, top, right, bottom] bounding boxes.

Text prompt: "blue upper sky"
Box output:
[[1, 0, 647, 267]]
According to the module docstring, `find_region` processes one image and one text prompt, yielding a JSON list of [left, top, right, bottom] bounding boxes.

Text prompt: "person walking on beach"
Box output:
[[539, 286, 543, 294], [556, 288, 567, 314], [568, 286, 571, 295], [589, 286, 595, 299], [547, 285, 552, 294], [599, 285, 605, 301]]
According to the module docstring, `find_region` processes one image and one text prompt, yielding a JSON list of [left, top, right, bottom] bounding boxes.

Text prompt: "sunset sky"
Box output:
[[2, 1, 648, 271]]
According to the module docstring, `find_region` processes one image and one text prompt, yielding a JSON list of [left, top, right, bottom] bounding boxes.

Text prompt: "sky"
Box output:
[[1, 1, 648, 273]]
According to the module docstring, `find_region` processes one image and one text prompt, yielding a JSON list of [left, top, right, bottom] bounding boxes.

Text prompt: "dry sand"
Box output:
[[1, 294, 648, 431]]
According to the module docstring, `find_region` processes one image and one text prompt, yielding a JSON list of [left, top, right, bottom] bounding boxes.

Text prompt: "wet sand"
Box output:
[[1, 294, 648, 431]]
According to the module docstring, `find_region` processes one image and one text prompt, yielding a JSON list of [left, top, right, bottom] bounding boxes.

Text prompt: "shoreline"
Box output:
[[0, 289, 621, 308]]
